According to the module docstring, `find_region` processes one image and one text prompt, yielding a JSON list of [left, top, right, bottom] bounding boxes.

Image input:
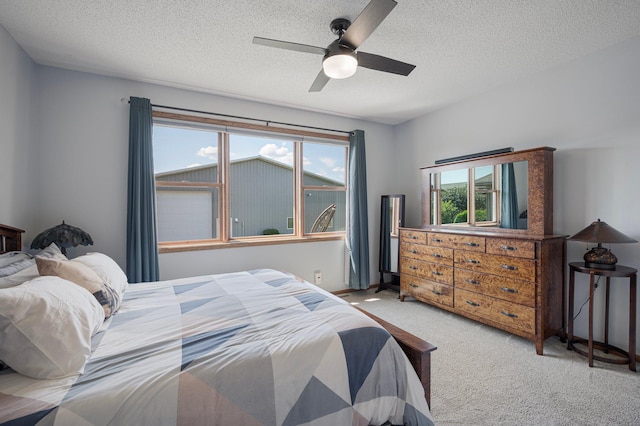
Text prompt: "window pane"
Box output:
[[156, 187, 219, 241], [153, 125, 219, 181], [305, 190, 345, 233], [154, 124, 220, 242], [229, 134, 294, 237], [303, 143, 346, 187], [474, 165, 495, 222], [441, 169, 468, 224]]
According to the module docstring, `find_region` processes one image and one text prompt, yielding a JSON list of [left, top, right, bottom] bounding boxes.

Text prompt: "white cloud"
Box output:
[[332, 167, 345, 173], [320, 157, 336, 168], [259, 143, 293, 164], [196, 146, 217, 159]]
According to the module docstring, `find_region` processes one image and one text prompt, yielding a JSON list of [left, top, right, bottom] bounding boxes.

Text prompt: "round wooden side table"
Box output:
[[567, 262, 636, 371]]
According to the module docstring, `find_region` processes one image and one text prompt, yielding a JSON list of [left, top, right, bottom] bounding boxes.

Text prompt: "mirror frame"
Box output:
[[421, 147, 555, 235], [379, 194, 405, 275]]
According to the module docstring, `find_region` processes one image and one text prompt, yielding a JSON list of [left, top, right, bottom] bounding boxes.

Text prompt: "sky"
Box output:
[[153, 124, 346, 183]]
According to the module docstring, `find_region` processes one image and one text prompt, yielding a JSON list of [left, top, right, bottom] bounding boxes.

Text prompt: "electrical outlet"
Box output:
[[314, 270, 322, 285]]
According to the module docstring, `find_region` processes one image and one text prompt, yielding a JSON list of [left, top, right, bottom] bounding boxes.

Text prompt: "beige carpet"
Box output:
[[342, 289, 640, 426]]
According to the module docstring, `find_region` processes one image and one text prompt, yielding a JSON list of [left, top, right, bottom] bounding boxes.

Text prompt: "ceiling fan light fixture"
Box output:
[[322, 51, 357, 79]]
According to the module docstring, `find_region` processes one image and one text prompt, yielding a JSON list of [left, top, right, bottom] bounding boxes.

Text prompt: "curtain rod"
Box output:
[[121, 98, 353, 136]]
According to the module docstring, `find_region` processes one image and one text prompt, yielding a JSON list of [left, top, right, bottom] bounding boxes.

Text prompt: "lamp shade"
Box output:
[[31, 221, 93, 255], [568, 219, 637, 244]]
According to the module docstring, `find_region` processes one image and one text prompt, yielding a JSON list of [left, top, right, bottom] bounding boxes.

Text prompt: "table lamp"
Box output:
[[568, 219, 637, 270], [30, 221, 93, 256]]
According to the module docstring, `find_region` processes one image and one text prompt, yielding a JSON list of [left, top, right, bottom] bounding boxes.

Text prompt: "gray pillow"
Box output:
[[0, 251, 32, 268], [0, 258, 36, 277]]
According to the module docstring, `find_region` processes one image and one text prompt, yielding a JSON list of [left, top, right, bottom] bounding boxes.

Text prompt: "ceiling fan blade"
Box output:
[[253, 37, 326, 55], [357, 51, 415, 76], [341, 0, 397, 49], [309, 70, 330, 92]]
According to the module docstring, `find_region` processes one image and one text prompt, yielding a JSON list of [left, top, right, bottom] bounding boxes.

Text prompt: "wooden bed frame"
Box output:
[[0, 224, 436, 407]]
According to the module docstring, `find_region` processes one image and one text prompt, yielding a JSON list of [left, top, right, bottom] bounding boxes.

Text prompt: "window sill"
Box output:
[[158, 233, 345, 254]]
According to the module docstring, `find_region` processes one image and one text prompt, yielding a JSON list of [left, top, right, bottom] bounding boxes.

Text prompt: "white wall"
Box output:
[[395, 36, 640, 354], [33, 66, 395, 291], [0, 24, 38, 230]]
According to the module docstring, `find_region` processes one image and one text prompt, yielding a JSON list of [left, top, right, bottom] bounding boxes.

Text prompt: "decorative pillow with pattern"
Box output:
[[36, 257, 120, 319]]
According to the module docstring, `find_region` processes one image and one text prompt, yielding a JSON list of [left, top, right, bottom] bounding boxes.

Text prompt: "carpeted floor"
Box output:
[[342, 288, 640, 426]]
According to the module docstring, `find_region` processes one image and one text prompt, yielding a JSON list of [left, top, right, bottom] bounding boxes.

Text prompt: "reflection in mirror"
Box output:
[[378, 194, 405, 293], [429, 161, 528, 229], [440, 169, 468, 224], [501, 161, 528, 229]]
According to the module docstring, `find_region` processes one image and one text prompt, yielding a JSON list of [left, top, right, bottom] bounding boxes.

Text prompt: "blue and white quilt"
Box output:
[[0, 269, 433, 425]]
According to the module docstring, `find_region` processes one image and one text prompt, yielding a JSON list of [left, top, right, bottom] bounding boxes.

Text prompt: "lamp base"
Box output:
[[583, 245, 617, 270]]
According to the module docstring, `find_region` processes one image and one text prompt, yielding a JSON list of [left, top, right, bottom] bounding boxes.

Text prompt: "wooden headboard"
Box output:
[[0, 224, 25, 254]]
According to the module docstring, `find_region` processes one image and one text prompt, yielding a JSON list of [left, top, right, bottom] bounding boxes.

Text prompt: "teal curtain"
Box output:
[[500, 162, 519, 229], [347, 130, 370, 289], [126, 97, 159, 282]]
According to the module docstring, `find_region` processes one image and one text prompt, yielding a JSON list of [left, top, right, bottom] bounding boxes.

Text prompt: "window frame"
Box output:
[[152, 111, 349, 253]]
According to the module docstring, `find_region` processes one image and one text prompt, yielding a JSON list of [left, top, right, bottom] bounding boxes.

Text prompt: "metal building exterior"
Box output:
[[155, 156, 345, 241]]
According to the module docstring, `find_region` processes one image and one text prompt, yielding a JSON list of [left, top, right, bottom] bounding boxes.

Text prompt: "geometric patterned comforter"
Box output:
[[0, 269, 433, 426]]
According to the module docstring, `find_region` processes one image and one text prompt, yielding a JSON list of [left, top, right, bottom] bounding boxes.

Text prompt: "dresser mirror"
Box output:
[[422, 147, 554, 235], [430, 161, 528, 229], [378, 194, 405, 292]]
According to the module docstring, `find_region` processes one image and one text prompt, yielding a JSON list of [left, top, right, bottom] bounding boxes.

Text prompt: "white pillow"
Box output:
[[73, 252, 129, 297], [0, 276, 105, 379]]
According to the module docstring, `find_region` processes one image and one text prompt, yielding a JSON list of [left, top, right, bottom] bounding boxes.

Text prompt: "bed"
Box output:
[[0, 224, 435, 425]]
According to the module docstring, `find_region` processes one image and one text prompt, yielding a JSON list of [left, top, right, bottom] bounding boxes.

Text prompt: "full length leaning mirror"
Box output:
[[378, 194, 405, 293]]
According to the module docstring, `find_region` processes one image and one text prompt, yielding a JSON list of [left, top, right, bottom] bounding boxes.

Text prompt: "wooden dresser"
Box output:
[[402, 147, 566, 354], [399, 228, 565, 354]]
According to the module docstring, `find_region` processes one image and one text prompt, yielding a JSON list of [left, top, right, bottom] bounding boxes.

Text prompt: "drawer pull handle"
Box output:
[[409, 283, 419, 288], [466, 259, 480, 264], [466, 279, 480, 285], [501, 264, 518, 271], [432, 238, 443, 243], [409, 266, 418, 270], [431, 290, 443, 296], [501, 287, 518, 294], [466, 300, 480, 307], [465, 242, 480, 247], [431, 253, 442, 258], [500, 245, 517, 251], [501, 310, 519, 319], [432, 271, 442, 276], [410, 249, 418, 254], [411, 236, 418, 240]]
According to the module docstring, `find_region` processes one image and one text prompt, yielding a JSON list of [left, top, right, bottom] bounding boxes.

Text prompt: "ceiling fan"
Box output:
[[252, 0, 416, 92]]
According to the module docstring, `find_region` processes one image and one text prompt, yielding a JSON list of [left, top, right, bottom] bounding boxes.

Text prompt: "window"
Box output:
[[152, 114, 348, 249]]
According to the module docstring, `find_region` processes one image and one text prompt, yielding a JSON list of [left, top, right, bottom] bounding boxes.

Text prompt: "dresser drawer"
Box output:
[[400, 258, 454, 285], [400, 243, 454, 265], [455, 289, 535, 334], [486, 238, 536, 259], [454, 251, 536, 282], [454, 269, 535, 307], [428, 233, 485, 252], [400, 230, 427, 245], [401, 275, 453, 307]]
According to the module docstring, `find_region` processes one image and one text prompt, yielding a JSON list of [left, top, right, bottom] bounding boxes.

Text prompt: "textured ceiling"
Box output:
[[2, 1, 640, 125]]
